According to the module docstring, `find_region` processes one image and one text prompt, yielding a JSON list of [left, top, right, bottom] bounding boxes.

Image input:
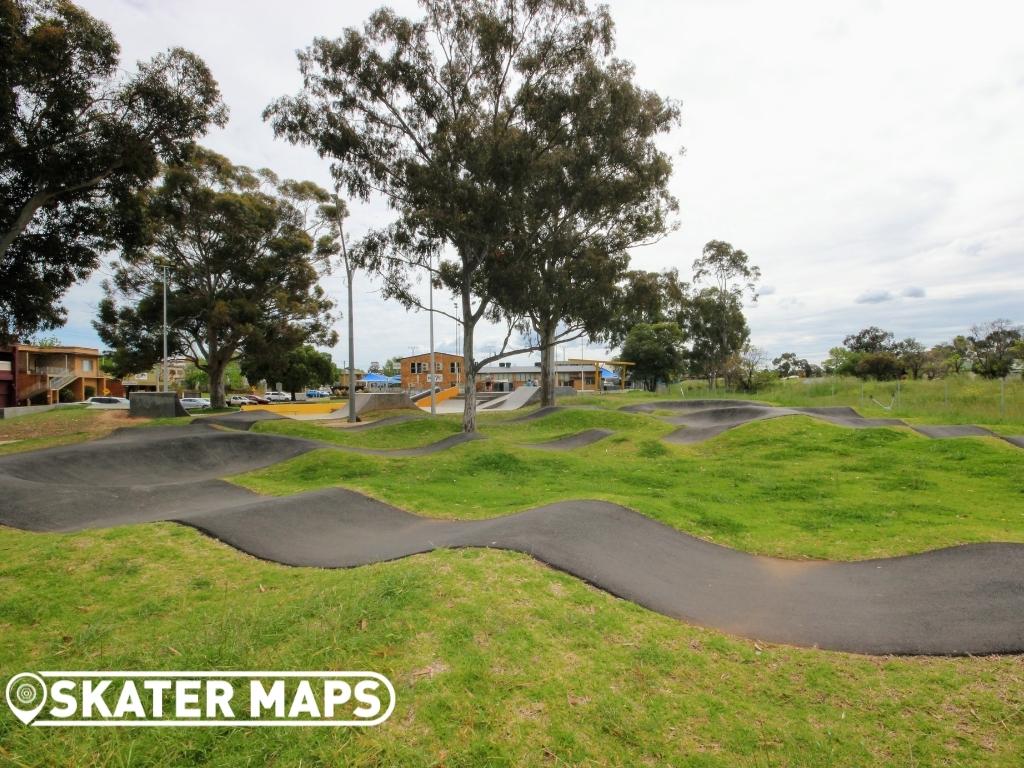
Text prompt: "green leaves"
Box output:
[[1, 1, 226, 343], [94, 149, 338, 406]]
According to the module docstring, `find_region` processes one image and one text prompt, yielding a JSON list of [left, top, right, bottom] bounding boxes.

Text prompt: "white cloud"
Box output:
[[57, 0, 1024, 366]]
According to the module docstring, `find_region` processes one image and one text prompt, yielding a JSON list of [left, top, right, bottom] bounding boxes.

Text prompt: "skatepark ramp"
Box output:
[[413, 386, 458, 407]]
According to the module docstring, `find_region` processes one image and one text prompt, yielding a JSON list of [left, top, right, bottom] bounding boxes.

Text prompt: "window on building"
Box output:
[[82, 359, 94, 372], [449, 361, 460, 374]]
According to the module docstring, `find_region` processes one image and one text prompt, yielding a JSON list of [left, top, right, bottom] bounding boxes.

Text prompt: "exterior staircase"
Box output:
[[19, 369, 78, 403]]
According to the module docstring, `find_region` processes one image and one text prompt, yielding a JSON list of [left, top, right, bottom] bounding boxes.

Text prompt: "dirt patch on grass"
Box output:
[[0, 409, 148, 444]]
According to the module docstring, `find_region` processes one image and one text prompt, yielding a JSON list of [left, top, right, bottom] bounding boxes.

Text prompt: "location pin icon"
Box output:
[[5, 673, 47, 725]]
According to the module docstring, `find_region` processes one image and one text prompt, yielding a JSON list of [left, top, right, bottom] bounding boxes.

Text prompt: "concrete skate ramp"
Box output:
[[129, 391, 188, 418], [523, 428, 613, 451], [479, 386, 541, 411], [195, 410, 286, 431], [352, 392, 418, 417]]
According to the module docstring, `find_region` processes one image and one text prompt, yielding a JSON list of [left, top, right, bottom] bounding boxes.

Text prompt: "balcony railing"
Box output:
[[28, 366, 72, 376]]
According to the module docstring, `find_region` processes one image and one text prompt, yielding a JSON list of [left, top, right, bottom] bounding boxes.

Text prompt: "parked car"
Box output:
[[305, 389, 330, 398], [84, 396, 129, 408], [245, 394, 270, 404], [263, 391, 291, 402], [226, 395, 252, 407], [180, 397, 210, 410]]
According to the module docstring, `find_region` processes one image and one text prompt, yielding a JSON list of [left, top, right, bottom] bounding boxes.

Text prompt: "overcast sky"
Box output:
[[59, 0, 1024, 366]]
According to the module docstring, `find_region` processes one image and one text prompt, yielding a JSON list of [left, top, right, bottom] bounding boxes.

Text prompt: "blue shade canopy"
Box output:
[[362, 372, 388, 382], [385, 375, 402, 384]]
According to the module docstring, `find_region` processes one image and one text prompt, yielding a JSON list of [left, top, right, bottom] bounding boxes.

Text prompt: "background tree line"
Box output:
[[824, 320, 1022, 381]]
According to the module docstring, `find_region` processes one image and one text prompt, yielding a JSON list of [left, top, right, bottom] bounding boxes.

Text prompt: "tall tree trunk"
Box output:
[[207, 356, 228, 408], [539, 320, 557, 407], [462, 316, 477, 433]]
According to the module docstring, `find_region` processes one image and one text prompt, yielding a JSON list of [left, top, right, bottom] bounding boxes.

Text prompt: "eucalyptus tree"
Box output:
[[494, 58, 679, 407], [684, 240, 760, 387], [0, 0, 226, 343], [604, 268, 690, 348], [265, 0, 669, 432], [94, 147, 337, 407]]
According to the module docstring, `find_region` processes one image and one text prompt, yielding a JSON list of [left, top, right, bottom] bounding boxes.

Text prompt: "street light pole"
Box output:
[[162, 265, 168, 393], [429, 252, 436, 416], [335, 195, 357, 424]]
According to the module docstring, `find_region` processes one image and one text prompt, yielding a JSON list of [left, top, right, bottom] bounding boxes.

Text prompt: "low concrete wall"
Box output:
[[353, 392, 418, 417], [0, 403, 84, 420], [129, 391, 188, 418]]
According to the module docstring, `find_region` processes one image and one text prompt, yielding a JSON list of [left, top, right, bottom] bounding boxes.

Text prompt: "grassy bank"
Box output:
[[3, 400, 1024, 765], [0, 407, 140, 455], [678, 375, 1024, 427], [1, 523, 1022, 767], [241, 409, 1024, 560]]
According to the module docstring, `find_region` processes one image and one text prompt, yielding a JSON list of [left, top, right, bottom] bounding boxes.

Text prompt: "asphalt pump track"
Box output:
[[2, 421, 1023, 655]]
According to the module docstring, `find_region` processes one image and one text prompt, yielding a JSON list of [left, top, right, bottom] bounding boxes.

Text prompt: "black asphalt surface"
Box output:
[[194, 410, 286, 430], [523, 428, 613, 451], [2, 422, 1024, 654], [623, 401, 1024, 449], [322, 414, 424, 431]]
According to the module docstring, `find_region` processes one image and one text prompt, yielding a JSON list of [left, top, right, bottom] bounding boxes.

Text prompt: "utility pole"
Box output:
[[334, 194, 357, 423], [162, 264, 168, 393], [428, 252, 436, 415]]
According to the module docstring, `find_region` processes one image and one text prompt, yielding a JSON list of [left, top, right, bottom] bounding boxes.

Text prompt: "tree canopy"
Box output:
[[620, 322, 685, 392], [969, 319, 1021, 379], [681, 240, 758, 385], [265, 0, 678, 431], [94, 147, 337, 407], [241, 344, 334, 400], [0, 0, 226, 343]]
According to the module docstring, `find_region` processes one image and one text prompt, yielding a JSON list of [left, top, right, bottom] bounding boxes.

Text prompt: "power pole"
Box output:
[[162, 264, 168, 393], [334, 195, 357, 423], [428, 252, 436, 415]]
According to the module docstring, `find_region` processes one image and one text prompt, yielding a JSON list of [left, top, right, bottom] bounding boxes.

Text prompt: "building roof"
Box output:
[[479, 363, 608, 375], [11, 344, 101, 355], [399, 351, 464, 360]]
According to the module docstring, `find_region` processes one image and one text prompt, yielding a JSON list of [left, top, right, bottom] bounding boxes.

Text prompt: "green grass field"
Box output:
[[675, 374, 1024, 428], [2, 398, 1023, 765], [246, 408, 1024, 560]]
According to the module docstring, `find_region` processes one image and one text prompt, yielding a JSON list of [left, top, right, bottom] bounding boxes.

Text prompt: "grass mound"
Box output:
[[1, 523, 1021, 767]]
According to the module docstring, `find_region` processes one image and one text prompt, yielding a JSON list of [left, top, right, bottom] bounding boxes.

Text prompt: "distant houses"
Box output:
[[0, 343, 119, 408]]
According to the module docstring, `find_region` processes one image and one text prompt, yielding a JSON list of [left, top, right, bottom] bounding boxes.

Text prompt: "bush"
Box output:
[[854, 352, 902, 381]]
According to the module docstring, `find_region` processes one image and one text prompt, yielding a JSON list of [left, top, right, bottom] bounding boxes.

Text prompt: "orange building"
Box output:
[[0, 344, 116, 407], [399, 352, 464, 392]]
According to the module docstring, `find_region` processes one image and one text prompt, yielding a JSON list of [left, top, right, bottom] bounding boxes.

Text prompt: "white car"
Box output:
[[263, 391, 291, 402], [226, 395, 252, 407], [180, 397, 211, 410], [84, 396, 129, 409]]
